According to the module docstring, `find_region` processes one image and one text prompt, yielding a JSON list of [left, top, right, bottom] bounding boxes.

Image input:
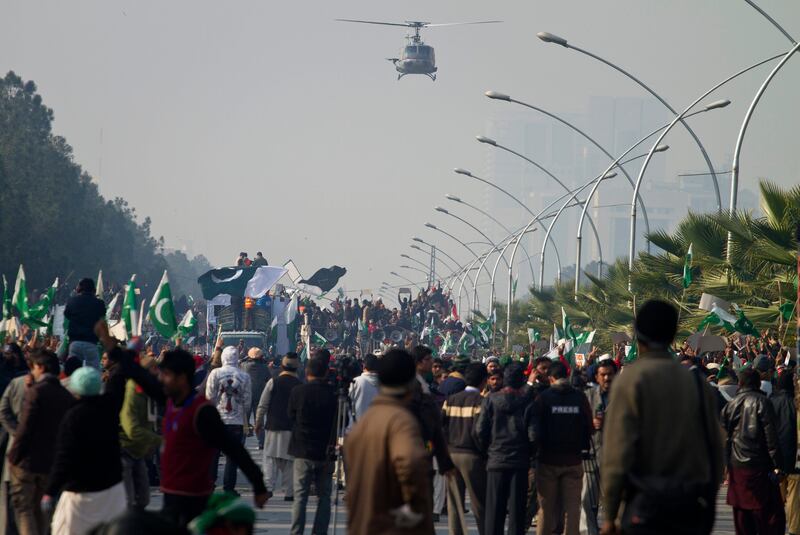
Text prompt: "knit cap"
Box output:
[[69, 367, 103, 397]]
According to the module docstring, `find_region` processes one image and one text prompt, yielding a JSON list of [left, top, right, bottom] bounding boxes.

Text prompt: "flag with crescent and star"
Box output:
[[149, 270, 177, 338], [197, 266, 287, 300]]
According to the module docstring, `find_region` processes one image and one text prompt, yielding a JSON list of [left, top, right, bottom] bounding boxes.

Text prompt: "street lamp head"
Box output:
[[400, 265, 411, 269], [424, 222, 438, 230], [400, 254, 410, 259], [485, 91, 511, 101], [412, 237, 425, 243], [453, 168, 473, 177], [655, 144, 670, 153], [445, 194, 462, 202], [602, 171, 617, 179], [704, 99, 731, 111], [390, 272, 400, 277], [435, 206, 449, 214], [410, 244, 423, 251], [537, 31, 568, 47], [476, 135, 497, 146]]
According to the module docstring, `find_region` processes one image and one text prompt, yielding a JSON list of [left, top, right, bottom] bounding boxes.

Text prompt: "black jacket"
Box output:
[[476, 387, 535, 470], [267, 374, 302, 431], [409, 380, 455, 474], [721, 387, 782, 470], [64, 293, 106, 343], [442, 388, 483, 455], [439, 373, 466, 398], [770, 389, 797, 474], [8, 375, 75, 474], [287, 379, 337, 461], [532, 381, 592, 466], [46, 369, 128, 494]]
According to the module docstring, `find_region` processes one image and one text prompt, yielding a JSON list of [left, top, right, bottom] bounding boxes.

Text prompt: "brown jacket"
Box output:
[[8, 374, 74, 474], [343, 394, 433, 535], [601, 351, 724, 521]]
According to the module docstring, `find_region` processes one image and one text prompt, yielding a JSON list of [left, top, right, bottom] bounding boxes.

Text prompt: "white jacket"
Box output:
[[205, 347, 252, 426], [349, 371, 380, 421]]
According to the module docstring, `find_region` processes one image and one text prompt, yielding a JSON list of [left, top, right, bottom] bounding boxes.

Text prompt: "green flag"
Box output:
[[527, 328, 541, 344], [312, 332, 328, 347], [457, 332, 472, 354], [682, 243, 693, 289], [574, 330, 596, 346], [177, 310, 198, 338], [697, 307, 736, 333], [122, 276, 137, 337], [299, 344, 309, 363], [716, 357, 729, 381], [561, 307, 576, 342], [733, 307, 760, 337], [473, 319, 492, 347], [625, 340, 638, 363], [2, 275, 11, 320], [29, 278, 58, 321], [12, 266, 45, 328], [779, 302, 795, 322], [148, 271, 177, 339]]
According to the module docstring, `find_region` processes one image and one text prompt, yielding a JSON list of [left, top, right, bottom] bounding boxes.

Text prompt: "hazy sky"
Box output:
[[2, 0, 798, 294]]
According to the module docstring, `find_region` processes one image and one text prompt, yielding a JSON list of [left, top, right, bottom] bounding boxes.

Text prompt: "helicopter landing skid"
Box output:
[[397, 72, 436, 81]]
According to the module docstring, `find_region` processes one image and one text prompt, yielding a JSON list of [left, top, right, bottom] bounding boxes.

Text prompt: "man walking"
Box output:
[[255, 353, 302, 501], [7, 350, 74, 535], [344, 349, 433, 534], [582, 358, 616, 535], [63, 278, 106, 368], [240, 347, 271, 450], [532, 361, 592, 535], [722, 367, 785, 535], [476, 364, 535, 535], [205, 346, 252, 493], [601, 300, 724, 535], [442, 362, 488, 535], [287, 356, 337, 535]]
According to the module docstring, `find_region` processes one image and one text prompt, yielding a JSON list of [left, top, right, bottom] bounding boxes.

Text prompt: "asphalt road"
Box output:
[[148, 436, 737, 534]]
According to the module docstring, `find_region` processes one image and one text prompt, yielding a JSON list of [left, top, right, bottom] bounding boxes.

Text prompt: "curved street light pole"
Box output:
[[444, 194, 537, 283], [630, 99, 733, 283], [537, 31, 721, 210], [389, 271, 421, 291], [476, 136, 605, 274], [435, 206, 510, 316], [743, 0, 796, 44], [411, 237, 475, 310], [728, 41, 800, 261], [539, 171, 616, 290], [574, 52, 783, 296], [454, 168, 563, 273], [485, 91, 652, 247]]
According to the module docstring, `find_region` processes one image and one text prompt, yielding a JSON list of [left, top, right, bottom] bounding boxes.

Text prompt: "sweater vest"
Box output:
[[160, 394, 217, 496]]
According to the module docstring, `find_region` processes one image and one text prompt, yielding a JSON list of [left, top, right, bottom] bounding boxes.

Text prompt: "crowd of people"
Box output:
[[0, 275, 798, 535]]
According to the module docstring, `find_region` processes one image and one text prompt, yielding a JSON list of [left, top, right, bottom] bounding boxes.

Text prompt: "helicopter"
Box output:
[[336, 19, 501, 81]]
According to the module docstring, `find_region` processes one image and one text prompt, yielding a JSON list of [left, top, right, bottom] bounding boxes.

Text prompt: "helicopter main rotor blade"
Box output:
[[424, 21, 503, 27], [335, 19, 414, 28]]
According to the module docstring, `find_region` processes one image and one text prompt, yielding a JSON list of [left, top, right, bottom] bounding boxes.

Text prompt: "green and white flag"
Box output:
[[11, 265, 29, 319], [29, 278, 57, 321], [574, 330, 596, 346], [625, 340, 638, 363], [472, 319, 492, 346], [457, 332, 473, 354], [682, 243, 693, 289], [148, 271, 177, 339], [299, 344, 309, 363], [697, 305, 736, 333], [312, 332, 328, 347], [527, 328, 541, 344], [122, 276, 137, 337], [177, 310, 198, 338], [12, 266, 44, 328], [2, 275, 11, 320], [197, 266, 287, 299], [733, 306, 760, 337], [561, 307, 576, 342], [284, 295, 299, 344]]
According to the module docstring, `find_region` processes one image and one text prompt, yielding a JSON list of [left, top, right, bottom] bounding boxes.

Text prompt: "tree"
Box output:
[[0, 71, 171, 293]]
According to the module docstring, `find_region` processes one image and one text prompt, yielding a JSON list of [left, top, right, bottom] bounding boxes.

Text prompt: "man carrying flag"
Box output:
[[64, 278, 106, 369]]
